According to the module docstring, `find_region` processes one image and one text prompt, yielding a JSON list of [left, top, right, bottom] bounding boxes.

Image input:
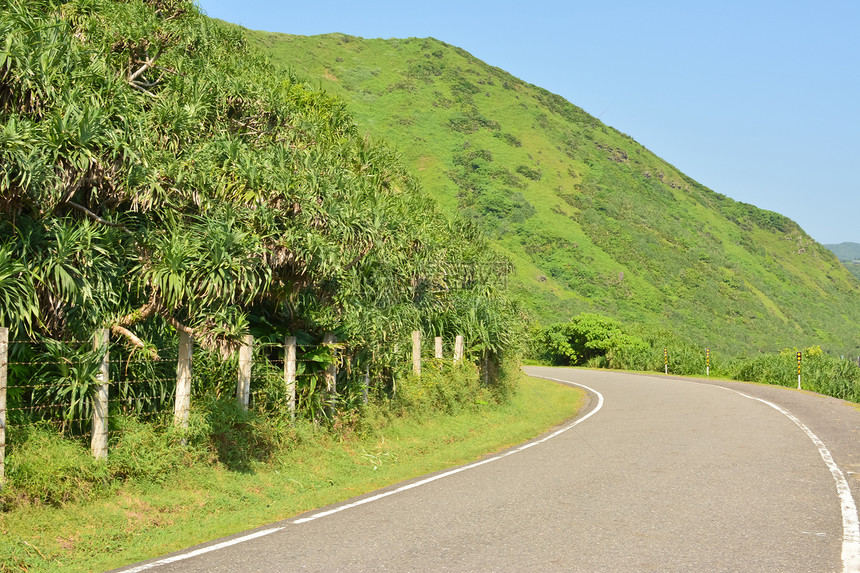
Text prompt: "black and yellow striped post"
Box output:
[[706, 348, 711, 377], [797, 351, 802, 389], [664, 347, 668, 375]]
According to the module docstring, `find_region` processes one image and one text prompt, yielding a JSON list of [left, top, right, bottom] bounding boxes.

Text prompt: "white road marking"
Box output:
[[119, 378, 604, 571], [708, 384, 860, 573], [119, 527, 285, 572], [293, 378, 603, 524], [118, 374, 860, 573]]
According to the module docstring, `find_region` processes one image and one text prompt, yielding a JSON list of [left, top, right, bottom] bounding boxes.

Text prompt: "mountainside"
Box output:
[[243, 30, 860, 356]]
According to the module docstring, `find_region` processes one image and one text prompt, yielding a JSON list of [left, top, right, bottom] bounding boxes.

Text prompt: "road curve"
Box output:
[[114, 368, 860, 573]]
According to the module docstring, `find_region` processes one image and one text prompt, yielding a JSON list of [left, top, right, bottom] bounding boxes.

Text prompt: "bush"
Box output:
[[394, 360, 487, 416], [515, 165, 542, 181], [191, 397, 291, 472], [536, 313, 647, 366]]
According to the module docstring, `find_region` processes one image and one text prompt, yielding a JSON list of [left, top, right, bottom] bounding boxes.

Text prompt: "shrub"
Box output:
[[394, 360, 487, 416], [192, 397, 287, 472], [515, 165, 542, 181], [723, 348, 860, 402], [536, 313, 647, 366]]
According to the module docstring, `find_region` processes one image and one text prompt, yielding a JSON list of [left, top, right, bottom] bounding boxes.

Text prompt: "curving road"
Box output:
[[115, 368, 860, 572]]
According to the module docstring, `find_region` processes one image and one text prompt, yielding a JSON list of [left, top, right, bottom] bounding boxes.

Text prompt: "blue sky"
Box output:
[[196, 0, 859, 245]]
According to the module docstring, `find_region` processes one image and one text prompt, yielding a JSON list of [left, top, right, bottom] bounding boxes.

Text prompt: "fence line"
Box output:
[[412, 330, 421, 376], [174, 331, 192, 434], [236, 334, 253, 411], [0, 327, 471, 477]]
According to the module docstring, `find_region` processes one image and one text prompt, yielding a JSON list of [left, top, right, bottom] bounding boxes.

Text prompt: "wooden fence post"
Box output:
[[454, 335, 464, 363], [284, 336, 297, 421], [434, 336, 443, 359], [174, 331, 192, 429], [91, 329, 109, 460], [237, 334, 253, 410], [0, 327, 7, 487], [323, 333, 337, 415], [412, 330, 421, 376]]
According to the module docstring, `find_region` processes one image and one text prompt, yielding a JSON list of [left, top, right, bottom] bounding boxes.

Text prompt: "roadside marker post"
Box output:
[[797, 351, 802, 390], [706, 348, 710, 377], [664, 347, 668, 375]]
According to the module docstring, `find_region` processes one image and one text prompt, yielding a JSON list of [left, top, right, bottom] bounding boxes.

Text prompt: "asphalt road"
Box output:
[[115, 368, 860, 572]]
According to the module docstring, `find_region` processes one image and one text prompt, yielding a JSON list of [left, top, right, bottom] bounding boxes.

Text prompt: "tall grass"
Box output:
[[600, 341, 860, 403], [540, 319, 860, 403]]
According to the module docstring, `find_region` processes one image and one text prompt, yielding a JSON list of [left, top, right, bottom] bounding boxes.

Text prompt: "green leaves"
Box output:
[[537, 313, 647, 366], [0, 244, 38, 336], [1, 0, 519, 423]]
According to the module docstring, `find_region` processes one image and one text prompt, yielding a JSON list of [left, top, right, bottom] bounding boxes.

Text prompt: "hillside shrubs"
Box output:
[[515, 165, 542, 181], [533, 314, 860, 403]]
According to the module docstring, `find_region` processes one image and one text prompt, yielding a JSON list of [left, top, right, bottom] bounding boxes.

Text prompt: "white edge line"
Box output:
[[120, 377, 603, 572], [292, 377, 603, 524], [708, 384, 860, 573], [119, 527, 285, 573]]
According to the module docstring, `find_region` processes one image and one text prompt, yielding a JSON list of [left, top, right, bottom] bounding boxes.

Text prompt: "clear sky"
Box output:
[[196, 0, 859, 245]]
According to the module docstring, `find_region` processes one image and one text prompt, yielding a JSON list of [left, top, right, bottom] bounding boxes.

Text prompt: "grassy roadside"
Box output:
[[0, 376, 584, 572]]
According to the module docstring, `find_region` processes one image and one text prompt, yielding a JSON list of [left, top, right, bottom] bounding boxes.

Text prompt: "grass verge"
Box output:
[[0, 375, 583, 572]]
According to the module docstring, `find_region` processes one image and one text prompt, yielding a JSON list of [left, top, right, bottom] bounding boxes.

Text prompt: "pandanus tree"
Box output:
[[0, 0, 519, 413]]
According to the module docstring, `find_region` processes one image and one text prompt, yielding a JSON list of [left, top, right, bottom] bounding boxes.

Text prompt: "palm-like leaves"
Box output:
[[0, 0, 520, 422]]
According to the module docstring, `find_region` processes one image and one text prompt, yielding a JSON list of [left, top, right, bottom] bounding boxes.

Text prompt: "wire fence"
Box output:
[[0, 327, 474, 484]]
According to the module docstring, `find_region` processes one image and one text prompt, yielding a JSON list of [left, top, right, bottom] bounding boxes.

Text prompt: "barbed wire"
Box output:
[[0, 332, 475, 450]]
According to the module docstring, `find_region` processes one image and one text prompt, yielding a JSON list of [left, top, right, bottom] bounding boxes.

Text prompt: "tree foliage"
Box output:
[[0, 0, 519, 408], [535, 313, 646, 366]]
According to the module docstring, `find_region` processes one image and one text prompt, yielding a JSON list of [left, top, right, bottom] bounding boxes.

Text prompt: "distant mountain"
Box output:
[[825, 243, 860, 281], [242, 29, 860, 355], [825, 242, 860, 261]]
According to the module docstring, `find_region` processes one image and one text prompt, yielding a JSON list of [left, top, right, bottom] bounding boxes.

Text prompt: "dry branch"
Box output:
[[64, 201, 132, 233]]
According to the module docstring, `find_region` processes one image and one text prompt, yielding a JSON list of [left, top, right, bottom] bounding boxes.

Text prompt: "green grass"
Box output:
[[236, 28, 860, 358], [0, 376, 584, 572]]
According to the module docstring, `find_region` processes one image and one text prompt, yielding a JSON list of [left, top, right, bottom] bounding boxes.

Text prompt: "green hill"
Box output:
[[243, 30, 860, 356], [826, 243, 860, 281], [825, 242, 860, 261]]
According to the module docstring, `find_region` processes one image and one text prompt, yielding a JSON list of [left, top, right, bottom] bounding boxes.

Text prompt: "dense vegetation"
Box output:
[[535, 314, 860, 403], [250, 31, 860, 357], [0, 0, 520, 425]]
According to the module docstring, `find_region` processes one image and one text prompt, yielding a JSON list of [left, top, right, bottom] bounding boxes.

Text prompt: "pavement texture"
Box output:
[[113, 368, 860, 572]]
